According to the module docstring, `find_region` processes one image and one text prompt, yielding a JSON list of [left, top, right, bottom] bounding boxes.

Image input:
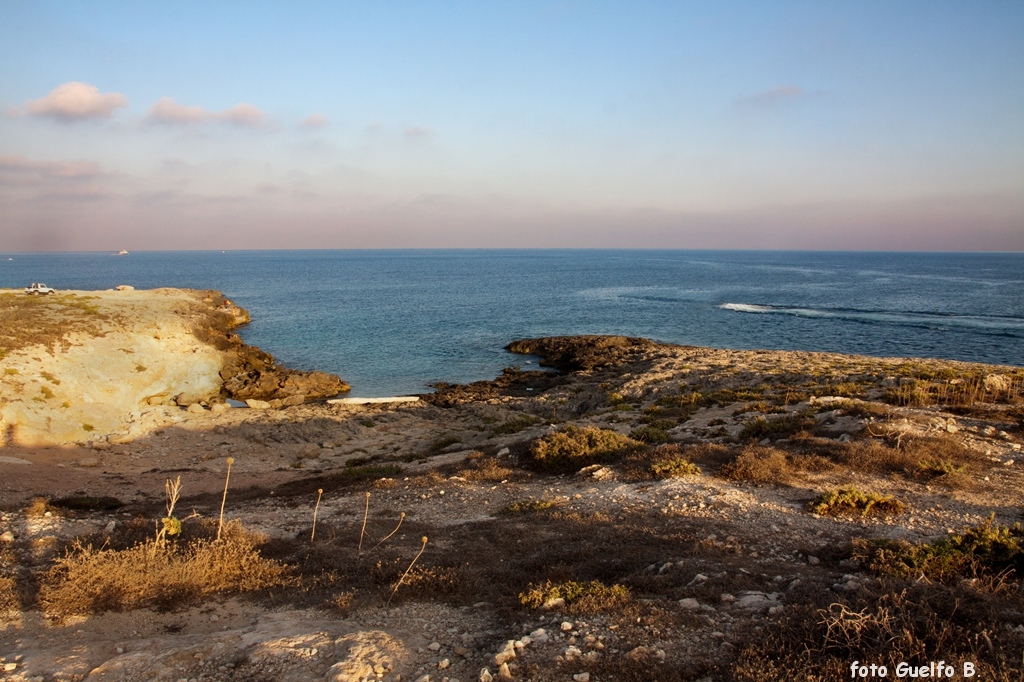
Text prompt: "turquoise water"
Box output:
[[2, 250, 1022, 396]]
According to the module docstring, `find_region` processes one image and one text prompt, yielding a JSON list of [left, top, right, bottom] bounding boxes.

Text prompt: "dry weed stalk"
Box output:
[[370, 512, 406, 552], [358, 491, 370, 554], [386, 535, 428, 607], [217, 457, 234, 541], [311, 488, 323, 542]]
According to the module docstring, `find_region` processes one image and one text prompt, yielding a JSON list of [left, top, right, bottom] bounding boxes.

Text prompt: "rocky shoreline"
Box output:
[[1, 290, 1023, 681]]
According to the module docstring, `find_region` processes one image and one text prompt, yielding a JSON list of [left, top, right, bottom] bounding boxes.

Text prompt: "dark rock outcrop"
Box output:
[[505, 335, 659, 372]]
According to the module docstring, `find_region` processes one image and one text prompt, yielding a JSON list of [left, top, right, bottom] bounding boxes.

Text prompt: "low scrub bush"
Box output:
[[40, 520, 293, 619], [650, 457, 701, 478], [528, 426, 639, 472], [738, 413, 813, 442], [519, 579, 629, 613], [628, 426, 669, 444], [857, 519, 1024, 583], [809, 487, 905, 517], [720, 446, 791, 484], [460, 457, 514, 482], [491, 414, 540, 436], [502, 498, 561, 514]]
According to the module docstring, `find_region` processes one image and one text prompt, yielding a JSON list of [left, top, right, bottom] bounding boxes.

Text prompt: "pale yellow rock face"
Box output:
[[0, 288, 231, 445]]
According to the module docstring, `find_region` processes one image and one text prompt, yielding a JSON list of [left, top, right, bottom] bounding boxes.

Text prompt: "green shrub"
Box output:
[[528, 426, 638, 472], [519, 579, 629, 613], [502, 498, 560, 514], [809, 487, 905, 517], [721, 446, 791, 484], [492, 414, 540, 436], [629, 426, 669, 444], [650, 457, 701, 478], [738, 413, 812, 441], [858, 519, 1024, 582]]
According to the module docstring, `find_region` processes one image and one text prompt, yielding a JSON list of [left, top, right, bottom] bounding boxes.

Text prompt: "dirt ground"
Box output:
[[2, 329, 1024, 680]]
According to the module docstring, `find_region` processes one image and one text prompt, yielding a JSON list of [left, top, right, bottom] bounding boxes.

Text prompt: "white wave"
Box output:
[[719, 303, 1024, 332], [718, 303, 777, 313]]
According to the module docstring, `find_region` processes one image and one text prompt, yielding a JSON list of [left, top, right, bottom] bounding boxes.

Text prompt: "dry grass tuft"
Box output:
[[731, 583, 1023, 681], [39, 520, 293, 619], [460, 456, 514, 482]]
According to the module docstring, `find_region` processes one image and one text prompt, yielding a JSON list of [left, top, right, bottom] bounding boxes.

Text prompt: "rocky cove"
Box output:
[[1, 289, 1023, 681]]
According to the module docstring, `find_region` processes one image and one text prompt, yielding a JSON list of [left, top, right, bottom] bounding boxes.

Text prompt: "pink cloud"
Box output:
[[24, 82, 127, 121], [0, 155, 104, 184], [300, 113, 329, 129], [145, 97, 267, 128]]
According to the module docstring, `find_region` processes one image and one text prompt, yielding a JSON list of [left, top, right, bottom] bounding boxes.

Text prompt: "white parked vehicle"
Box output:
[[24, 283, 55, 295]]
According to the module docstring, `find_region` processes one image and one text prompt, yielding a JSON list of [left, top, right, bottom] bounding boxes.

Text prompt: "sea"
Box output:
[[2, 250, 1022, 397]]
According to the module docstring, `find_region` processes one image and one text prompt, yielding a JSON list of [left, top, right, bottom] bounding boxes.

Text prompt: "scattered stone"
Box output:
[[428, 642, 441, 652], [720, 594, 735, 604], [496, 447, 510, 457], [0, 531, 14, 543], [735, 591, 782, 611], [529, 628, 549, 643], [498, 662, 513, 679], [573, 673, 591, 682], [807, 556, 820, 565], [493, 641, 516, 666], [686, 573, 708, 586], [479, 668, 493, 682], [678, 598, 701, 610], [245, 399, 272, 410], [561, 621, 574, 632], [187, 403, 206, 414], [542, 597, 565, 610], [438, 658, 450, 669], [210, 402, 231, 413]]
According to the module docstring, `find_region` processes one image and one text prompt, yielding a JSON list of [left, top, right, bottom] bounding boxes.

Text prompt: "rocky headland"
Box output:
[[0, 287, 348, 445], [1, 289, 1023, 681]]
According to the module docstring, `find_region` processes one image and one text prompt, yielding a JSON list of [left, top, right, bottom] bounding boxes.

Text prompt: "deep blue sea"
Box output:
[[2, 250, 1022, 396]]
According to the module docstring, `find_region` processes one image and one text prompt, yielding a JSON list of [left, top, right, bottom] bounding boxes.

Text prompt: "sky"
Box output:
[[1, 1, 1022, 251]]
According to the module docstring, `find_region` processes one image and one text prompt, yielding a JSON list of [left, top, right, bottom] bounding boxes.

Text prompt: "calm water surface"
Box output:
[[2, 250, 1021, 396]]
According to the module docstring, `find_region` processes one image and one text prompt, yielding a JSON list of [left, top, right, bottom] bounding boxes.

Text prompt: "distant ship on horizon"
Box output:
[[115, 249, 129, 256]]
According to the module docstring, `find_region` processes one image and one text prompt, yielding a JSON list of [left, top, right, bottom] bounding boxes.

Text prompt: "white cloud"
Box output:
[[739, 85, 807, 106], [24, 82, 128, 121], [403, 126, 434, 140], [145, 97, 266, 128], [300, 113, 329, 129]]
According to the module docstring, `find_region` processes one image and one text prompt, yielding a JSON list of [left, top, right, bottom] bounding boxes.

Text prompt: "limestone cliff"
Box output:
[[0, 288, 348, 445]]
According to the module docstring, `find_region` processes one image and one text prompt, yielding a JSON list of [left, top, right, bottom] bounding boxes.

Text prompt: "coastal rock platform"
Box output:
[[1, 290, 1023, 680]]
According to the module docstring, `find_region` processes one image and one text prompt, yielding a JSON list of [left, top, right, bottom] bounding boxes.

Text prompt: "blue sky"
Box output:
[[1, 1, 1022, 251]]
